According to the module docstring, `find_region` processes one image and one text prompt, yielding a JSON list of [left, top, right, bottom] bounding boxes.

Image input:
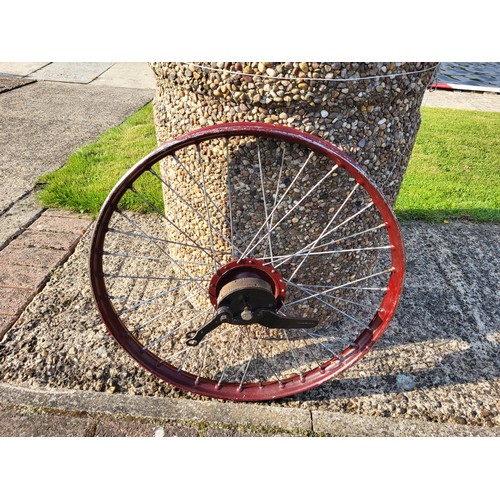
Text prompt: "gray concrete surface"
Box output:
[[0, 192, 44, 252], [0, 62, 49, 77], [0, 80, 153, 239], [27, 62, 114, 84], [1, 383, 497, 436], [90, 62, 156, 89], [423, 88, 500, 111], [1, 220, 498, 435], [0, 77, 35, 94]]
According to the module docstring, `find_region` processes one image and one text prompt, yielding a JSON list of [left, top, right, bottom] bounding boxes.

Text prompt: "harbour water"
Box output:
[[437, 62, 500, 88]]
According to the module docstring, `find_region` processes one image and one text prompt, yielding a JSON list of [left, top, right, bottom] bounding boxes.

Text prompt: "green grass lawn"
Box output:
[[37, 103, 162, 215], [37, 103, 499, 222], [395, 107, 499, 222]]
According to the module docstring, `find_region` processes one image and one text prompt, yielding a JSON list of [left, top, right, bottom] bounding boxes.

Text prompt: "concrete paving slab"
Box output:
[[0, 384, 310, 435], [0, 288, 36, 316], [311, 408, 499, 437], [1, 383, 497, 437], [0, 62, 49, 76], [423, 89, 500, 112], [91, 62, 156, 89], [29, 212, 91, 235], [0, 407, 95, 437], [0, 316, 16, 335], [10, 228, 79, 251], [0, 81, 153, 215], [0, 192, 45, 251], [0, 263, 48, 290], [28, 62, 114, 84], [0, 77, 35, 94], [0, 207, 91, 339], [0, 244, 68, 269]]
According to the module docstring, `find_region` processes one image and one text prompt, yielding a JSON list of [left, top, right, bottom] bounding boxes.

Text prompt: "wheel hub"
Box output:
[[185, 258, 318, 346], [209, 258, 286, 313]]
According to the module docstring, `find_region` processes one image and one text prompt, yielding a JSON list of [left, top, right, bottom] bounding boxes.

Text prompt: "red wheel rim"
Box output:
[[89, 122, 405, 401]]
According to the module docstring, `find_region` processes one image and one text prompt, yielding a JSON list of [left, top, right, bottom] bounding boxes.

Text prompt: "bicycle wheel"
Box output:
[[89, 122, 404, 401]]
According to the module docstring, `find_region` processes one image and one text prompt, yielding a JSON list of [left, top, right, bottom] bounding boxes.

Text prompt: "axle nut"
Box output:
[[241, 308, 253, 321]]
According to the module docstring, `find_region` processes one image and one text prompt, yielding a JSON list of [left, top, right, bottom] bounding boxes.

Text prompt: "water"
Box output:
[[437, 62, 500, 88]]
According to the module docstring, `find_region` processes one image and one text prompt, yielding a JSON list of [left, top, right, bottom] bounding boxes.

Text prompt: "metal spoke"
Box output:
[[102, 251, 212, 268], [161, 326, 234, 366], [285, 280, 376, 311], [148, 167, 243, 257], [237, 326, 283, 388], [107, 227, 219, 253], [116, 273, 210, 317], [241, 164, 339, 260], [133, 289, 207, 331], [317, 223, 386, 250], [286, 268, 393, 306], [195, 339, 210, 384], [288, 282, 374, 331], [301, 331, 340, 357], [225, 138, 236, 258], [216, 326, 243, 387], [264, 245, 392, 264], [256, 138, 274, 263], [271, 146, 286, 220], [288, 182, 360, 281], [273, 201, 374, 269], [275, 308, 309, 377], [281, 328, 305, 379], [196, 143, 218, 273], [172, 152, 233, 233], [128, 186, 222, 267], [142, 308, 212, 351], [238, 151, 315, 260], [238, 327, 257, 389], [104, 273, 209, 282], [115, 209, 209, 296]]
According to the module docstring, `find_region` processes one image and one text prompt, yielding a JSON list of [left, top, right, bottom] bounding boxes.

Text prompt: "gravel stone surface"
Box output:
[[146, 62, 437, 345], [149, 62, 438, 206], [1, 219, 498, 429]]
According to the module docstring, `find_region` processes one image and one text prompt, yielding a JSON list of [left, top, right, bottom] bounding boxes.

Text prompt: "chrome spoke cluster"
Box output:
[[91, 125, 403, 399]]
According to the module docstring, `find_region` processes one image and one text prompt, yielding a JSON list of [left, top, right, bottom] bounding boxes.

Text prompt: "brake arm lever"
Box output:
[[252, 309, 318, 329], [186, 307, 232, 346], [186, 307, 317, 347]]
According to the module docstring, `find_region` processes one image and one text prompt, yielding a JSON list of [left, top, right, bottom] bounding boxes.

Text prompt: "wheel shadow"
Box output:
[[210, 276, 499, 402]]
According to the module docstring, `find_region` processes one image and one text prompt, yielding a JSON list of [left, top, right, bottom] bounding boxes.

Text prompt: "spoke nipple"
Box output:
[[215, 383, 221, 390], [237, 385, 243, 393]]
